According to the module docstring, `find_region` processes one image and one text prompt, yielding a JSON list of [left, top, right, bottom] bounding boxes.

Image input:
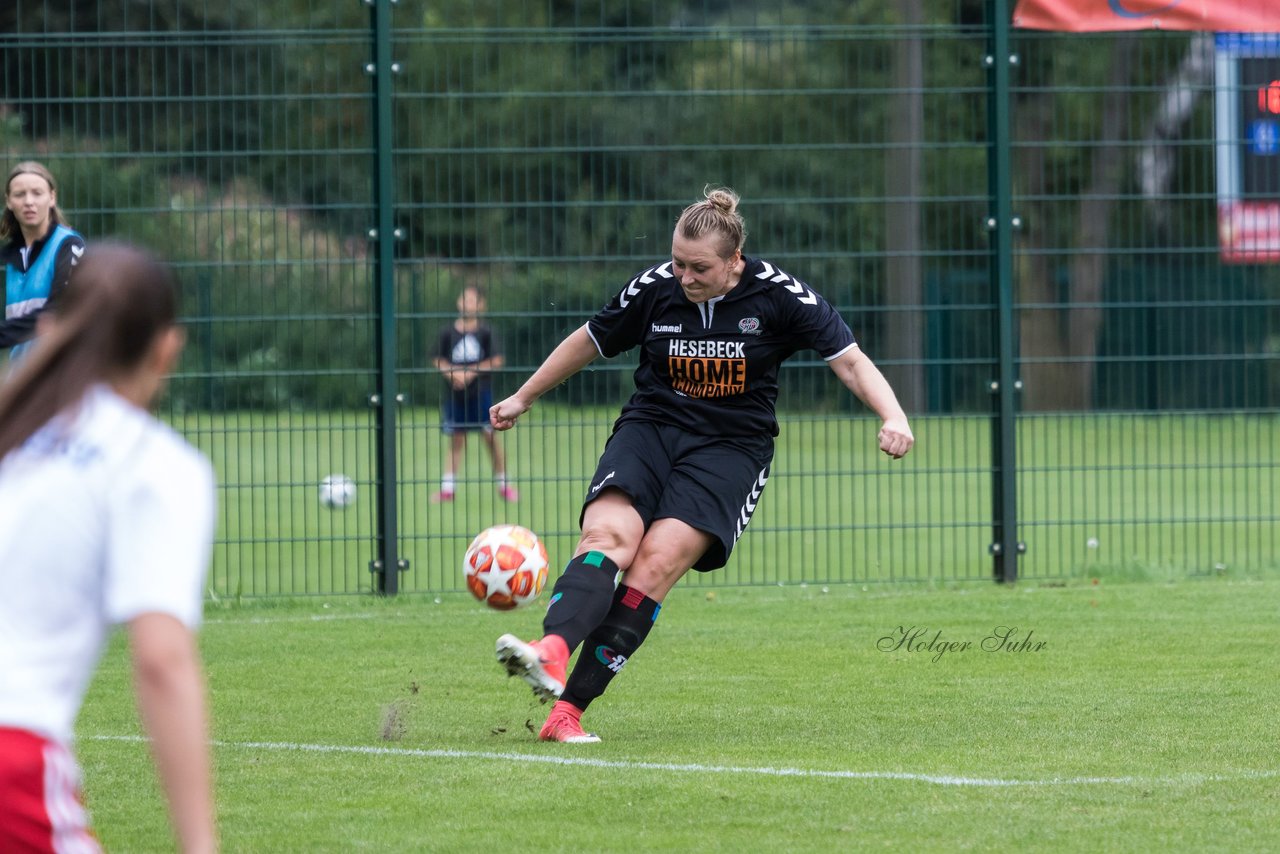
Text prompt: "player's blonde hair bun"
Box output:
[[676, 185, 746, 258]]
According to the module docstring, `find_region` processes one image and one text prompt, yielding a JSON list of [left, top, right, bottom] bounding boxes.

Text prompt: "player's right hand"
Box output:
[[490, 395, 530, 431], [878, 417, 914, 459]]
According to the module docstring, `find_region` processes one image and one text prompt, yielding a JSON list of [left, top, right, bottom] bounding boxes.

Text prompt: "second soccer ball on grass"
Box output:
[[319, 474, 356, 508]]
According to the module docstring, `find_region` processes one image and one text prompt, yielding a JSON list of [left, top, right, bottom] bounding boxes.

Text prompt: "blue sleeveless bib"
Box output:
[[5, 224, 82, 358]]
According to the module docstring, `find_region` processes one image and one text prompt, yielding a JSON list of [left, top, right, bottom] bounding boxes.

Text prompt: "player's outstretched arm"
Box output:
[[827, 346, 915, 459], [129, 612, 217, 854], [490, 324, 599, 430]]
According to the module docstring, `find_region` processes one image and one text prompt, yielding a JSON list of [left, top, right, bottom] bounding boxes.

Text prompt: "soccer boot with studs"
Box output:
[[495, 634, 567, 703]]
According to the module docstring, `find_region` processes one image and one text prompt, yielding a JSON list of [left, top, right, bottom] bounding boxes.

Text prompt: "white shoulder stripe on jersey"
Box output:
[[619, 262, 673, 308], [6, 297, 47, 319], [783, 279, 818, 305], [618, 277, 640, 307], [756, 261, 817, 305]]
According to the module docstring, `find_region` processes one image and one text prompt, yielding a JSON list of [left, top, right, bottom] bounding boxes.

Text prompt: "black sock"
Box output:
[[541, 551, 620, 652], [561, 584, 661, 712]]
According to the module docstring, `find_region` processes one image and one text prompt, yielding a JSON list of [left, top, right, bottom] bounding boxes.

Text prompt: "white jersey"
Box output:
[[0, 385, 215, 744]]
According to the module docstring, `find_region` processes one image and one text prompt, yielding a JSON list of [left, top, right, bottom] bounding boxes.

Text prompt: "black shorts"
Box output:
[[580, 421, 774, 571], [441, 387, 493, 435]]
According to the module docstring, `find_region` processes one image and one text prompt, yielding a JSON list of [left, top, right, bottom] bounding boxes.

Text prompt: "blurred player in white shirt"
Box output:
[[0, 243, 217, 853]]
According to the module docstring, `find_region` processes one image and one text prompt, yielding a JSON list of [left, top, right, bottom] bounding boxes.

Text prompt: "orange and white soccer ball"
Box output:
[[463, 524, 549, 610]]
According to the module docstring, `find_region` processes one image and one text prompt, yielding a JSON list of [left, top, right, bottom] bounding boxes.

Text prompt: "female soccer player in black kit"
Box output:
[[491, 187, 914, 743]]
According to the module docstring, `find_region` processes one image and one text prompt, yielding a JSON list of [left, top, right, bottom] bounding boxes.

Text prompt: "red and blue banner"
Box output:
[[1013, 1, 1280, 32], [1216, 35, 1280, 263]]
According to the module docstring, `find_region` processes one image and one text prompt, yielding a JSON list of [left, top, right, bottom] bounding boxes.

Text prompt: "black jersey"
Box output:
[[436, 323, 500, 396], [586, 256, 856, 438]]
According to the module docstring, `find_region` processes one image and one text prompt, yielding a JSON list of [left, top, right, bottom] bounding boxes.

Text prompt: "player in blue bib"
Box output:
[[490, 187, 915, 743], [1, 162, 86, 359]]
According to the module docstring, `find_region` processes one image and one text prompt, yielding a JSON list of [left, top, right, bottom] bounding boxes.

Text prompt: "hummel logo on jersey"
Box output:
[[652, 323, 682, 334], [590, 471, 616, 493], [594, 645, 628, 673]]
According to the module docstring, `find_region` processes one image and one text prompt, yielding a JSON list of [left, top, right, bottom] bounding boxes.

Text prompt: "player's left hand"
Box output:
[[878, 418, 914, 459]]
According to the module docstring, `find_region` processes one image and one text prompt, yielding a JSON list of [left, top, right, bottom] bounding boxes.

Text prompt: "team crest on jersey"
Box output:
[[738, 317, 762, 335]]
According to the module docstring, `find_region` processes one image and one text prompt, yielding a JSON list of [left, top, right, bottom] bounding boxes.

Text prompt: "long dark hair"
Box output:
[[0, 161, 68, 242], [0, 242, 178, 460]]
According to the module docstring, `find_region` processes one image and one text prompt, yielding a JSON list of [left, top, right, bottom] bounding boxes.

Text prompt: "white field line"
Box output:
[[201, 606, 518, 625], [86, 735, 1279, 789], [203, 612, 388, 625]]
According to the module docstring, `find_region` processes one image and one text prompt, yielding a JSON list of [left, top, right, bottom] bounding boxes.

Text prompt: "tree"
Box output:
[[883, 0, 927, 413], [1014, 33, 1141, 410]]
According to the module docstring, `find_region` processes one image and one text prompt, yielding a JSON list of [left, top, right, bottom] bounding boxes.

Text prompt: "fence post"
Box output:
[[986, 0, 1021, 582], [368, 0, 402, 594]]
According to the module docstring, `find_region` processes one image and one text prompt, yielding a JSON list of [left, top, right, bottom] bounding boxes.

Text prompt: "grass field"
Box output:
[[181, 405, 1280, 597], [78, 573, 1280, 852]]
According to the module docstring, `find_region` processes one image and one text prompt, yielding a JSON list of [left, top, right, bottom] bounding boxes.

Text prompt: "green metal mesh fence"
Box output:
[[1010, 30, 1280, 579], [1, 2, 1275, 596]]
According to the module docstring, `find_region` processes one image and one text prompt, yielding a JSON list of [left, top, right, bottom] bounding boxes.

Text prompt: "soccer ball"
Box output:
[[319, 474, 356, 508], [463, 524, 549, 611]]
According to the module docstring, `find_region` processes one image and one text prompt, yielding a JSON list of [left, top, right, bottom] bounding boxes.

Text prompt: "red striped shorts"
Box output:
[[0, 727, 101, 853]]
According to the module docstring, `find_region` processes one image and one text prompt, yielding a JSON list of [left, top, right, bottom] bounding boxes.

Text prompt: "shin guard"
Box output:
[[561, 584, 661, 712], [541, 551, 620, 653]]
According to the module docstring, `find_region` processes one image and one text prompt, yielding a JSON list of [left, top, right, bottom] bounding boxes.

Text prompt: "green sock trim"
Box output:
[[583, 551, 606, 568]]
